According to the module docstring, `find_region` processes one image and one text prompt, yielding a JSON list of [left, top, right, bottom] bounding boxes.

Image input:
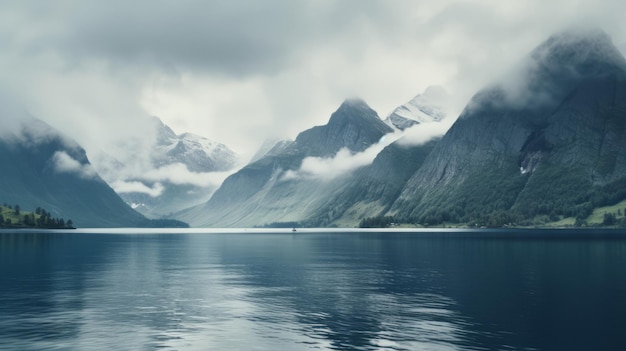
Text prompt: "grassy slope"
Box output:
[[0, 205, 71, 228], [535, 199, 626, 227], [586, 199, 626, 224], [1, 206, 41, 227]]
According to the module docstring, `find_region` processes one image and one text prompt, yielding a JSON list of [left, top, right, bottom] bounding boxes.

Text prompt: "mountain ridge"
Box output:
[[0, 116, 148, 227], [389, 27, 626, 226]]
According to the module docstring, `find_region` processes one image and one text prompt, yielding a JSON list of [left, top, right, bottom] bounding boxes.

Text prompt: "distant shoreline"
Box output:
[[2, 227, 626, 235]]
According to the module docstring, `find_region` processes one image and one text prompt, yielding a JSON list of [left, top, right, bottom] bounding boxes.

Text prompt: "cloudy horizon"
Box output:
[[2, 0, 626, 171]]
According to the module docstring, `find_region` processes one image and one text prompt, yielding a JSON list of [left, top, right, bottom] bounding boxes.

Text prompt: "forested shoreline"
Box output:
[[0, 203, 75, 229]]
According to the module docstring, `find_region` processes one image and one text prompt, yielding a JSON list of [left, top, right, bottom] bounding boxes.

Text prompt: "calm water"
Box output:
[[1, 229, 626, 351]]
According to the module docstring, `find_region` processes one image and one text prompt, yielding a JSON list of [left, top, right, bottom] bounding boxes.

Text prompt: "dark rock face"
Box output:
[[0, 118, 146, 227], [391, 28, 626, 222], [295, 99, 393, 157]]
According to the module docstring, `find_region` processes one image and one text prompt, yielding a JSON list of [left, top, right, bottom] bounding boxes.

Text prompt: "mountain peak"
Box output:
[[294, 98, 392, 157], [339, 97, 369, 109], [150, 116, 177, 143], [329, 98, 380, 126], [531, 27, 626, 77], [462, 28, 626, 117]]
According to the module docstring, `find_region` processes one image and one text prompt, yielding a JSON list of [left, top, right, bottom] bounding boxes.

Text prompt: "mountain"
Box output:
[[112, 117, 240, 218], [385, 86, 449, 130], [249, 138, 294, 164], [389, 28, 626, 226], [180, 99, 394, 227], [152, 117, 238, 172], [295, 99, 394, 156], [302, 138, 439, 227], [173, 28, 626, 228], [0, 116, 147, 227]]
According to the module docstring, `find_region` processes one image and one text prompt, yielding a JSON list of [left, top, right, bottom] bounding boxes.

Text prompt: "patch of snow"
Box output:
[[385, 86, 450, 131]]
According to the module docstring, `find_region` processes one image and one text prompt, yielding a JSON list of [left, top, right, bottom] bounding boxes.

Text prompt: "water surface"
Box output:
[[1, 229, 626, 350]]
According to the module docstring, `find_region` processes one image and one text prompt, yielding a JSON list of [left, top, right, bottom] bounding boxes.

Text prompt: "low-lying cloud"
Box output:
[[141, 163, 234, 188], [111, 181, 164, 197], [51, 151, 97, 179], [282, 131, 398, 181], [396, 118, 454, 147], [283, 116, 456, 181]]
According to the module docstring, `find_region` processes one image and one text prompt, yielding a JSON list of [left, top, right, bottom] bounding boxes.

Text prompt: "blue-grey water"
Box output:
[[1, 229, 626, 351]]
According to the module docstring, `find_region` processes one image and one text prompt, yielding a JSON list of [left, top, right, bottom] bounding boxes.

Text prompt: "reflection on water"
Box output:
[[1, 230, 626, 350]]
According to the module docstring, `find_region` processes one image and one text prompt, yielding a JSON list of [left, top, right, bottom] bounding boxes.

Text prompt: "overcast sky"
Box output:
[[1, 0, 626, 161]]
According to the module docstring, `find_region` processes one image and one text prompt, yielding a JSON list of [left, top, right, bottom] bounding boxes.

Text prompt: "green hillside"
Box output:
[[0, 204, 74, 229]]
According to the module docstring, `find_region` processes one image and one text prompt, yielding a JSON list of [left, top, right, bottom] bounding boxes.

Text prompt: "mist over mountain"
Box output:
[[0, 115, 147, 227], [303, 138, 439, 227], [179, 27, 626, 228], [4, 27, 626, 229], [390, 28, 626, 226], [102, 117, 241, 218], [179, 100, 396, 227]]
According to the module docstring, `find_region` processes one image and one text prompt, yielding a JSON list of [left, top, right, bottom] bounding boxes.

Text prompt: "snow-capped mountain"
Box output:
[[108, 117, 241, 218], [152, 118, 238, 172], [385, 86, 449, 130]]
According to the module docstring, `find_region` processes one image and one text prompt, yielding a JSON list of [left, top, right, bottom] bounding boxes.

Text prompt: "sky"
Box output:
[[1, 0, 626, 169]]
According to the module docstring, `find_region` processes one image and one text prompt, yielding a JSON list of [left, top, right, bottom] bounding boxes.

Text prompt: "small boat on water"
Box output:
[[292, 228, 297, 232]]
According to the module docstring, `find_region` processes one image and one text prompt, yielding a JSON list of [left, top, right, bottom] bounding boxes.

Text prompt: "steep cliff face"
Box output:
[[0, 117, 146, 227], [180, 100, 393, 227], [391, 28, 626, 223]]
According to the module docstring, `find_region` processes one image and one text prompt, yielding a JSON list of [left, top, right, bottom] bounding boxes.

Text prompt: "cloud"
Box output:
[[111, 181, 164, 198], [141, 163, 234, 188], [283, 111, 456, 181], [51, 151, 97, 179], [2, 0, 626, 168], [396, 119, 454, 147], [283, 131, 401, 181]]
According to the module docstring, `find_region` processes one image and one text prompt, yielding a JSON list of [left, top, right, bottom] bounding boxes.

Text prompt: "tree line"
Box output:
[[0, 203, 75, 229]]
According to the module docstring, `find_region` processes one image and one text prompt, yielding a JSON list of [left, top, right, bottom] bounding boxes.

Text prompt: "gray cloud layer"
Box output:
[[2, 0, 626, 164]]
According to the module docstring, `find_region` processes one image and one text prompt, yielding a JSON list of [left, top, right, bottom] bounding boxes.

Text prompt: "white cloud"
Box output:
[[283, 114, 456, 181], [111, 181, 164, 197], [397, 119, 455, 147], [141, 163, 234, 188], [2, 0, 626, 165], [283, 131, 401, 181], [51, 151, 97, 179]]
